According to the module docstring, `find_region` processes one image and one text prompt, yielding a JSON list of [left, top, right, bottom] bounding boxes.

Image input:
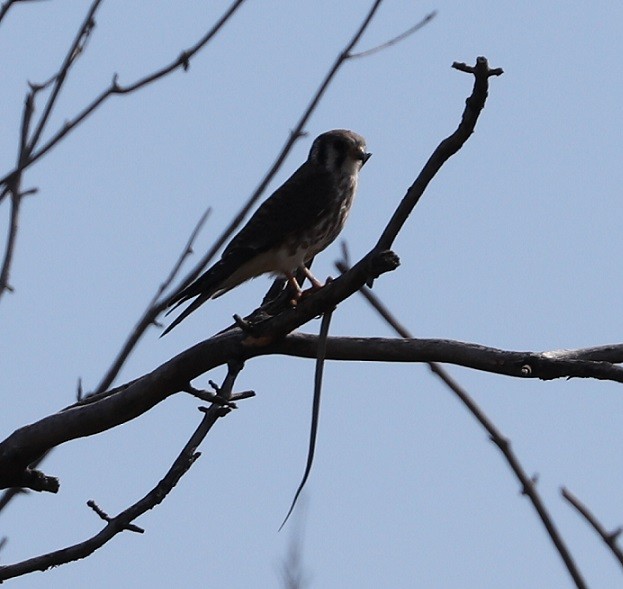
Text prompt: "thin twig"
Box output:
[[91, 207, 211, 395], [0, 0, 47, 26], [349, 10, 437, 59], [26, 0, 102, 153], [562, 486, 623, 568], [0, 88, 36, 299], [279, 308, 334, 531], [0, 193, 20, 298], [0, 0, 247, 188]]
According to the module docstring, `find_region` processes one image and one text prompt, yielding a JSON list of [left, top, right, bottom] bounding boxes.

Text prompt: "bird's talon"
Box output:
[[299, 284, 322, 300]]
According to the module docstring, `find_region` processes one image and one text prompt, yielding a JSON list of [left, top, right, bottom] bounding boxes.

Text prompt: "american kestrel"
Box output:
[[162, 129, 371, 335]]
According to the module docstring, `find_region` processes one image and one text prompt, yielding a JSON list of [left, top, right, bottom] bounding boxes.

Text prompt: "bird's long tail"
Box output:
[[160, 261, 229, 336], [160, 292, 212, 336]]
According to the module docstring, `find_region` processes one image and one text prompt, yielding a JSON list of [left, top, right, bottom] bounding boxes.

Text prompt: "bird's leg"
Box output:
[[285, 271, 304, 305], [298, 266, 330, 300], [301, 266, 324, 290]]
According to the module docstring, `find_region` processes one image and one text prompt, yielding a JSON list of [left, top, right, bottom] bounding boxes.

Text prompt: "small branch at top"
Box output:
[[349, 10, 437, 59]]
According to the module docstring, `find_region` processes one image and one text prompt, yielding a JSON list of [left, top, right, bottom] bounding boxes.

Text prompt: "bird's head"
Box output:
[[309, 129, 371, 177]]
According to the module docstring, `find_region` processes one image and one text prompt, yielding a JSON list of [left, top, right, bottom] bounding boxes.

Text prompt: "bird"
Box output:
[[161, 129, 371, 336]]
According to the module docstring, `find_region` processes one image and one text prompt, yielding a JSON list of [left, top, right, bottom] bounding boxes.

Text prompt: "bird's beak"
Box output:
[[360, 151, 372, 167]]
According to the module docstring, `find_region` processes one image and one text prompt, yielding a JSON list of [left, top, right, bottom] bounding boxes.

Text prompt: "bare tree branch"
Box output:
[[375, 56, 503, 254], [0, 0, 102, 298], [92, 206, 212, 395], [0, 0, 47, 26], [0, 362, 246, 582], [0, 89, 36, 299], [0, 0, 247, 189], [335, 257, 588, 589], [562, 487, 623, 569], [349, 10, 437, 59], [276, 335, 623, 382], [2, 330, 622, 493], [0, 1, 246, 302]]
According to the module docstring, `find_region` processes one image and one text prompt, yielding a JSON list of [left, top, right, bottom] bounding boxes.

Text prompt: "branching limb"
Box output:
[[0, 0, 247, 189], [0, 1, 245, 302], [0, 0, 100, 300], [0, 0, 390, 509], [0, 87, 37, 299], [335, 254, 588, 589], [562, 487, 623, 569], [375, 56, 503, 253], [3, 330, 622, 493], [0, 362, 246, 583], [0, 55, 511, 492]]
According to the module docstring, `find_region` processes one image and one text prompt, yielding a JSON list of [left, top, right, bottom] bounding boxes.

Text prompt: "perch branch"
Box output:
[[0, 56, 508, 490], [2, 333, 622, 492]]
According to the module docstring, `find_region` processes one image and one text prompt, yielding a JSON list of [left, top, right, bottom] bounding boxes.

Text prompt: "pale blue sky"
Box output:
[[1, 1, 623, 587]]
